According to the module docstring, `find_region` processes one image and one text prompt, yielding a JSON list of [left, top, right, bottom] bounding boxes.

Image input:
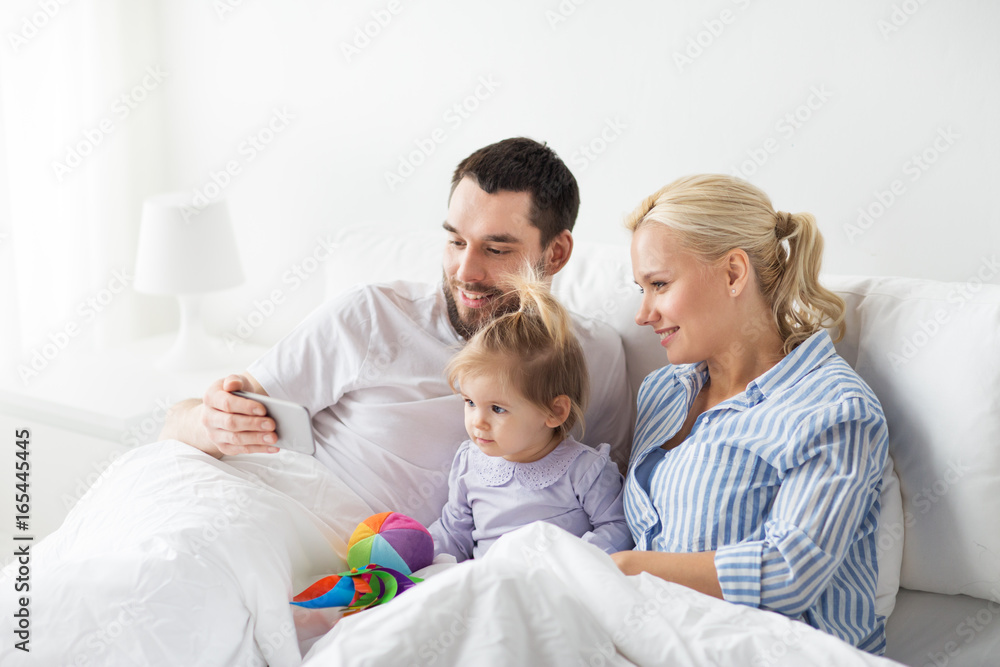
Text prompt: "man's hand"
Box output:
[[199, 374, 280, 456], [161, 372, 280, 458]]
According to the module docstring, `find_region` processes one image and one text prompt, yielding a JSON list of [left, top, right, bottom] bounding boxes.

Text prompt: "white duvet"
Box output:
[[0, 441, 901, 666]]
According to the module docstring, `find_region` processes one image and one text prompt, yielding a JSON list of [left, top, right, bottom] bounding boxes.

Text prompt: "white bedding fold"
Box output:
[[0, 441, 371, 667], [302, 522, 902, 667]]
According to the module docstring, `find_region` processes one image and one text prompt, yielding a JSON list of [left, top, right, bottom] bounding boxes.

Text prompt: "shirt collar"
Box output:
[[667, 330, 836, 411], [471, 439, 584, 490], [748, 329, 837, 402]]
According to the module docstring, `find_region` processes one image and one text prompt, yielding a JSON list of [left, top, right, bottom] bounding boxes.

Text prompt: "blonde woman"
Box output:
[[613, 175, 889, 654]]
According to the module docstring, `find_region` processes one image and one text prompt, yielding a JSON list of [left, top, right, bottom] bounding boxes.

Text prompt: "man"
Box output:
[[162, 137, 631, 526]]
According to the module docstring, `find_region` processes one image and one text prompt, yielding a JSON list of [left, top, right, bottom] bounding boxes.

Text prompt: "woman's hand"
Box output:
[[608, 549, 725, 600], [611, 550, 638, 575]]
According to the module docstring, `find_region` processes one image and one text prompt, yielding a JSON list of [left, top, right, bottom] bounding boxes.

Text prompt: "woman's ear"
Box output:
[[545, 395, 572, 429], [726, 248, 751, 295]]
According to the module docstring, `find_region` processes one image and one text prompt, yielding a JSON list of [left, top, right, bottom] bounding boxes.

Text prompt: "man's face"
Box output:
[[442, 177, 550, 339]]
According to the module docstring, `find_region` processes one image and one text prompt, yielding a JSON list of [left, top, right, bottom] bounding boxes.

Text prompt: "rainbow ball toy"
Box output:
[[347, 511, 434, 576]]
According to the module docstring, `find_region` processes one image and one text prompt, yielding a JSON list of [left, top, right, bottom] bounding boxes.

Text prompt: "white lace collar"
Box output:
[[470, 439, 585, 490]]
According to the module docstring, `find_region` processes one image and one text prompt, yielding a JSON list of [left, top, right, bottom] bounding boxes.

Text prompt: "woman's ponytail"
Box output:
[[771, 212, 846, 354]]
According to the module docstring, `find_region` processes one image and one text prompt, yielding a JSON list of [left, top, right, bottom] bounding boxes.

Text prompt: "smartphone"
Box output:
[[232, 391, 316, 455]]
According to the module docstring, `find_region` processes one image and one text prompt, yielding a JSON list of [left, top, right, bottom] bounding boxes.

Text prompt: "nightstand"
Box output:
[[0, 333, 269, 544], [0, 333, 269, 447]]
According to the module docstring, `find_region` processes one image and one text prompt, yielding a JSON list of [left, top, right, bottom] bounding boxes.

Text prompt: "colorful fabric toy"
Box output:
[[291, 512, 433, 613], [290, 564, 420, 613], [347, 511, 434, 575]]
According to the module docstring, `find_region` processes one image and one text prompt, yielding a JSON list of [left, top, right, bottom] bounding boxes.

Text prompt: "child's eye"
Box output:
[[465, 399, 475, 408], [491, 405, 507, 414]]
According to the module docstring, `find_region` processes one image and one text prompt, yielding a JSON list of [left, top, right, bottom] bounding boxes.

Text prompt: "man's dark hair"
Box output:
[[450, 137, 580, 247]]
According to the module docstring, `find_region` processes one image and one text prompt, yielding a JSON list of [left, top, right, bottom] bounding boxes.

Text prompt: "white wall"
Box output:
[[3, 0, 998, 347], [141, 0, 999, 343]]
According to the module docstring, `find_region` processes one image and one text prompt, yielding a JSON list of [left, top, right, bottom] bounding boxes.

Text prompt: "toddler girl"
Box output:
[[428, 273, 633, 561]]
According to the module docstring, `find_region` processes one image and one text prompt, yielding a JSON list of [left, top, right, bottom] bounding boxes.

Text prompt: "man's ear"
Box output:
[[542, 230, 573, 276], [544, 395, 572, 429]]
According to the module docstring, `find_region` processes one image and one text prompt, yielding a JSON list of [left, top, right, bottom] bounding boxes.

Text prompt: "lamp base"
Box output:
[[156, 294, 233, 372]]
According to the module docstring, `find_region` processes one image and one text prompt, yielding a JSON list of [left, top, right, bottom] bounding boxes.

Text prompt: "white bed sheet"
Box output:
[[885, 588, 1000, 667], [1, 441, 906, 666], [302, 522, 900, 666]]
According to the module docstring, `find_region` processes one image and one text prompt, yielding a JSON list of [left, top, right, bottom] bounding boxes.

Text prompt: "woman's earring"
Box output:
[[731, 289, 736, 294]]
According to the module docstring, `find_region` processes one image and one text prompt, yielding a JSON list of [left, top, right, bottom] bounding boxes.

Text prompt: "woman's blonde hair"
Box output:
[[446, 268, 588, 440], [625, 174, 845, 354]]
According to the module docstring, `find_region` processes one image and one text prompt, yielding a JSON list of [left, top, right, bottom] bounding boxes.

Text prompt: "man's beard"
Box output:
[[442, 272, 520, 340]]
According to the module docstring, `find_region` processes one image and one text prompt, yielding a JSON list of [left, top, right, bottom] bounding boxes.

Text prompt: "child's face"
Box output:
[[459, 373, 562, 463]]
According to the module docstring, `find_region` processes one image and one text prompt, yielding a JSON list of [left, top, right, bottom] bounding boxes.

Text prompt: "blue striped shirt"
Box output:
[[624, 330, 888, 653]]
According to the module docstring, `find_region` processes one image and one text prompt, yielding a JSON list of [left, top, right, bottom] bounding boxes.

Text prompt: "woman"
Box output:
[[613, 174, 888, 654]]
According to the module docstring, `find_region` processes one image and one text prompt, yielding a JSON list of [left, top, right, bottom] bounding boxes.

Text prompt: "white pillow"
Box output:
[[326, 225, 442, 294], [826, 275, 1000, 604]]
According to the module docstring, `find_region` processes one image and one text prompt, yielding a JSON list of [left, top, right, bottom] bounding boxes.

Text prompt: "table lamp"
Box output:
[[133, 193, 245, 371]]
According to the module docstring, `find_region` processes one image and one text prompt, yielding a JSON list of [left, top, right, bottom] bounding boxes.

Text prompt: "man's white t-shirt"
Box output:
[[248, 280, 632, 526]]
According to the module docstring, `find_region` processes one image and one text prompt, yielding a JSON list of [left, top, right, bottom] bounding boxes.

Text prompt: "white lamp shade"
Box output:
[[133, 192, 245, 295]]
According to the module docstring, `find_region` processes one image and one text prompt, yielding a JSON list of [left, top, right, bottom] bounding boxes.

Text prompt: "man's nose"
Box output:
[[456, 249, 486, 285]]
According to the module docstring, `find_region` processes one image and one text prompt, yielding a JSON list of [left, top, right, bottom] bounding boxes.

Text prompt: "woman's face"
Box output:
[[630, 223, 732, 365]]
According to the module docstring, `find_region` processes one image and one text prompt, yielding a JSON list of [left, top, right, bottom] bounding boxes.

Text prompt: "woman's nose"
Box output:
[[635, 294, 655, 327]]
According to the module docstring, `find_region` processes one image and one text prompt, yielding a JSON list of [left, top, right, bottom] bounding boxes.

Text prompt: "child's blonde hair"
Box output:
[[446, 269, 588, 440]]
